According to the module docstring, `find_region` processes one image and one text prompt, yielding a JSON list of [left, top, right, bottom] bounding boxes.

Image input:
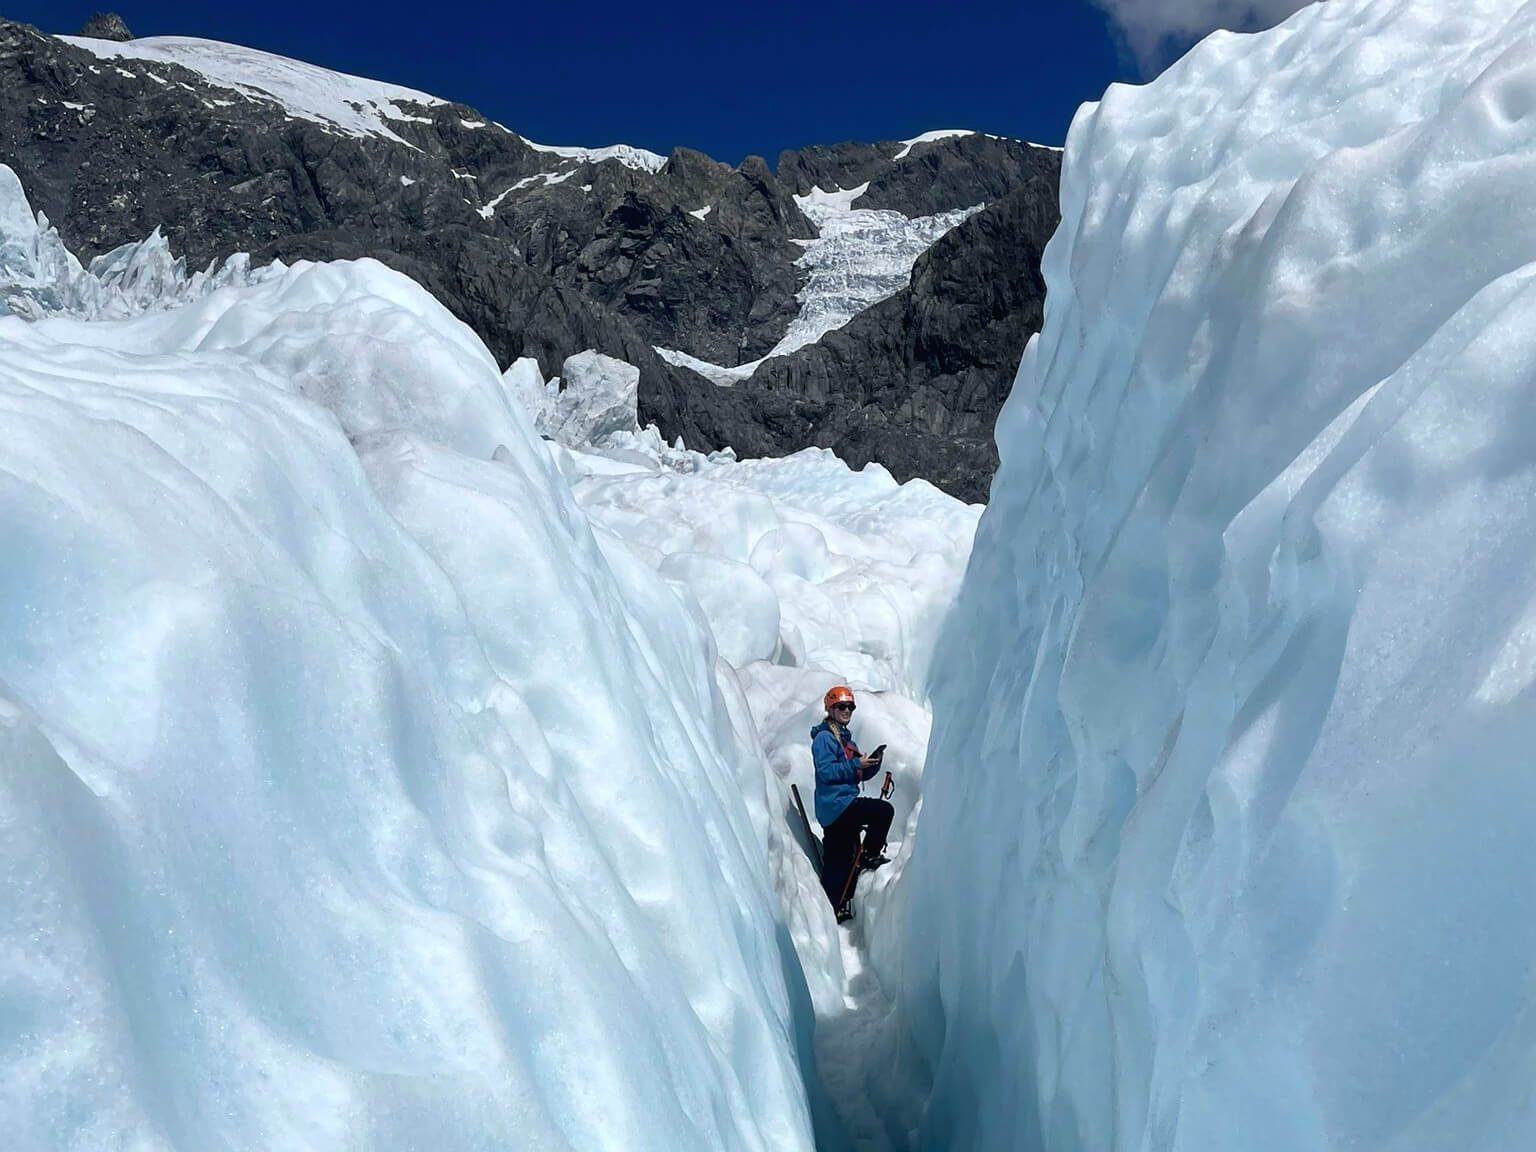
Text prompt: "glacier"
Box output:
[[12, 0, 1536, 1146], [892, 0, 1536, 1149], [0, 187, 820, 1149], [655, 184, 983, 385], [0, 161, 982, 1150]]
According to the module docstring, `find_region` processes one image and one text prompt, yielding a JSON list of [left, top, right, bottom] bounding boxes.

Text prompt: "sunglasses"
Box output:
[[831, 702, 855, 712]]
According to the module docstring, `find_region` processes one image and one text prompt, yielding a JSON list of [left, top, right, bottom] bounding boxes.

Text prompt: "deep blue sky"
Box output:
[[13, 1, 1140, 165]]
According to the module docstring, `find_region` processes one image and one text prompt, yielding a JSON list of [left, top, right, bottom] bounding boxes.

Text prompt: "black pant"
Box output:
[[821, 797, 894, 908]]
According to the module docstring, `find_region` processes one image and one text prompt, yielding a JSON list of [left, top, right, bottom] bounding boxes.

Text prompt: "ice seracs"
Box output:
[[656, 181, 983, 383], [0, 164, 276, 320], [778, 184, 981, 358]]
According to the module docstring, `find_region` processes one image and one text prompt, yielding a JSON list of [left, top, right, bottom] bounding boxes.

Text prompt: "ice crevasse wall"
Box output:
[[889, 1, 1536, 1150], [0, 216, 818, 1147]]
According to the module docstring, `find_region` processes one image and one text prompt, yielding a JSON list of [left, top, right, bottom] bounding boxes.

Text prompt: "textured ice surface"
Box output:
[[895, 1, 1536, 1149], [536, 349, 642, 447], [0, 189, 816, 1149]]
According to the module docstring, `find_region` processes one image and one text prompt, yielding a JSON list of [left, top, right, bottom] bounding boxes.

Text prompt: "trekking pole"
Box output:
[[880, 771, 894, 800], [837, 843, 864, 910]]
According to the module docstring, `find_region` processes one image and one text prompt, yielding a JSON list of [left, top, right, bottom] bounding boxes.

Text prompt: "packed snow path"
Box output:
[[813, 891, 905, 1152]]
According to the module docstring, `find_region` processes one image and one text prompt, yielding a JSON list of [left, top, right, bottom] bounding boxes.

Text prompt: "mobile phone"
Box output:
[[870, 744, 887, 760]]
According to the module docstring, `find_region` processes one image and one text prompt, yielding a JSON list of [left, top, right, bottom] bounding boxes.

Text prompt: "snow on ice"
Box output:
[[522, 140, 669, 174], [891, 1, 1536, 1149]]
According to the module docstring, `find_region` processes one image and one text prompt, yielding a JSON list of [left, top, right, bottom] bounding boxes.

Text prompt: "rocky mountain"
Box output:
[[0, 14, 1060, 501]]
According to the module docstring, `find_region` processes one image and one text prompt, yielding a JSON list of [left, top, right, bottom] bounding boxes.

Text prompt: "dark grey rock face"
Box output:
[[672, 179, 1059, 503], [0, 17, 1061, 501], [78, 13, 132, 41]]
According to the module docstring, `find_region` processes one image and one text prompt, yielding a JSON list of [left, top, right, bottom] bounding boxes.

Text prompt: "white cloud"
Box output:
[[1093, 0, 1322, 74]]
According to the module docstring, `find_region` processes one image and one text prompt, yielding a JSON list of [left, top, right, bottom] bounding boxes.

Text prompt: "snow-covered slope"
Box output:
[[895, 1, 1536, 1149], [0, 173, 816, 1151], [59, 34, 447, 145], [523, 139, 668, 174], [58, 32, 663, 168]]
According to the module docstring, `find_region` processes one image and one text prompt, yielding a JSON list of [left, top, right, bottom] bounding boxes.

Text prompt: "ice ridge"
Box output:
[[891, 1, 1536, 1149]]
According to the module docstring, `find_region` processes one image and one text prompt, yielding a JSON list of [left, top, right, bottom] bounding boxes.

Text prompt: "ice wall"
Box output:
[[0, 200, 815, 1148], [897, 1, 1536, 1149]]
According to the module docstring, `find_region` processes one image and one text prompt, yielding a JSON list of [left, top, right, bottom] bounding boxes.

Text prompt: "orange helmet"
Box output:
[[823, 685, 856, 713]]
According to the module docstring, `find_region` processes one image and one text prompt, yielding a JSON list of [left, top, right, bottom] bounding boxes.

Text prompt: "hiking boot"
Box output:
[[859, 850, 890, 873]]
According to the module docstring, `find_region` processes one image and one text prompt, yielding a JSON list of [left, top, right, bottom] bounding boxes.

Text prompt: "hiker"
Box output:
[[811, 685, 894, 920]]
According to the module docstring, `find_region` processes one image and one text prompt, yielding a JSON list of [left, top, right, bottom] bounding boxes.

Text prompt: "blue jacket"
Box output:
[[811, 718, 876, 827]]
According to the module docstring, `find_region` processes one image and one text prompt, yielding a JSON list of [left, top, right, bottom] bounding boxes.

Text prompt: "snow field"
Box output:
[[59, 34, 448, 146], [60, 33, 667, 171], [897, 1, 1536, 1150], [0, 223, 816, 1149]]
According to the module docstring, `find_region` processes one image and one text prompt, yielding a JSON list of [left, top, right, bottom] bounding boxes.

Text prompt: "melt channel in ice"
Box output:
[[523, 358, 983, 1152], [0, 168, 817, 1151], [889, 1, 1536, 1150], [499, 347, 983, 1024]]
